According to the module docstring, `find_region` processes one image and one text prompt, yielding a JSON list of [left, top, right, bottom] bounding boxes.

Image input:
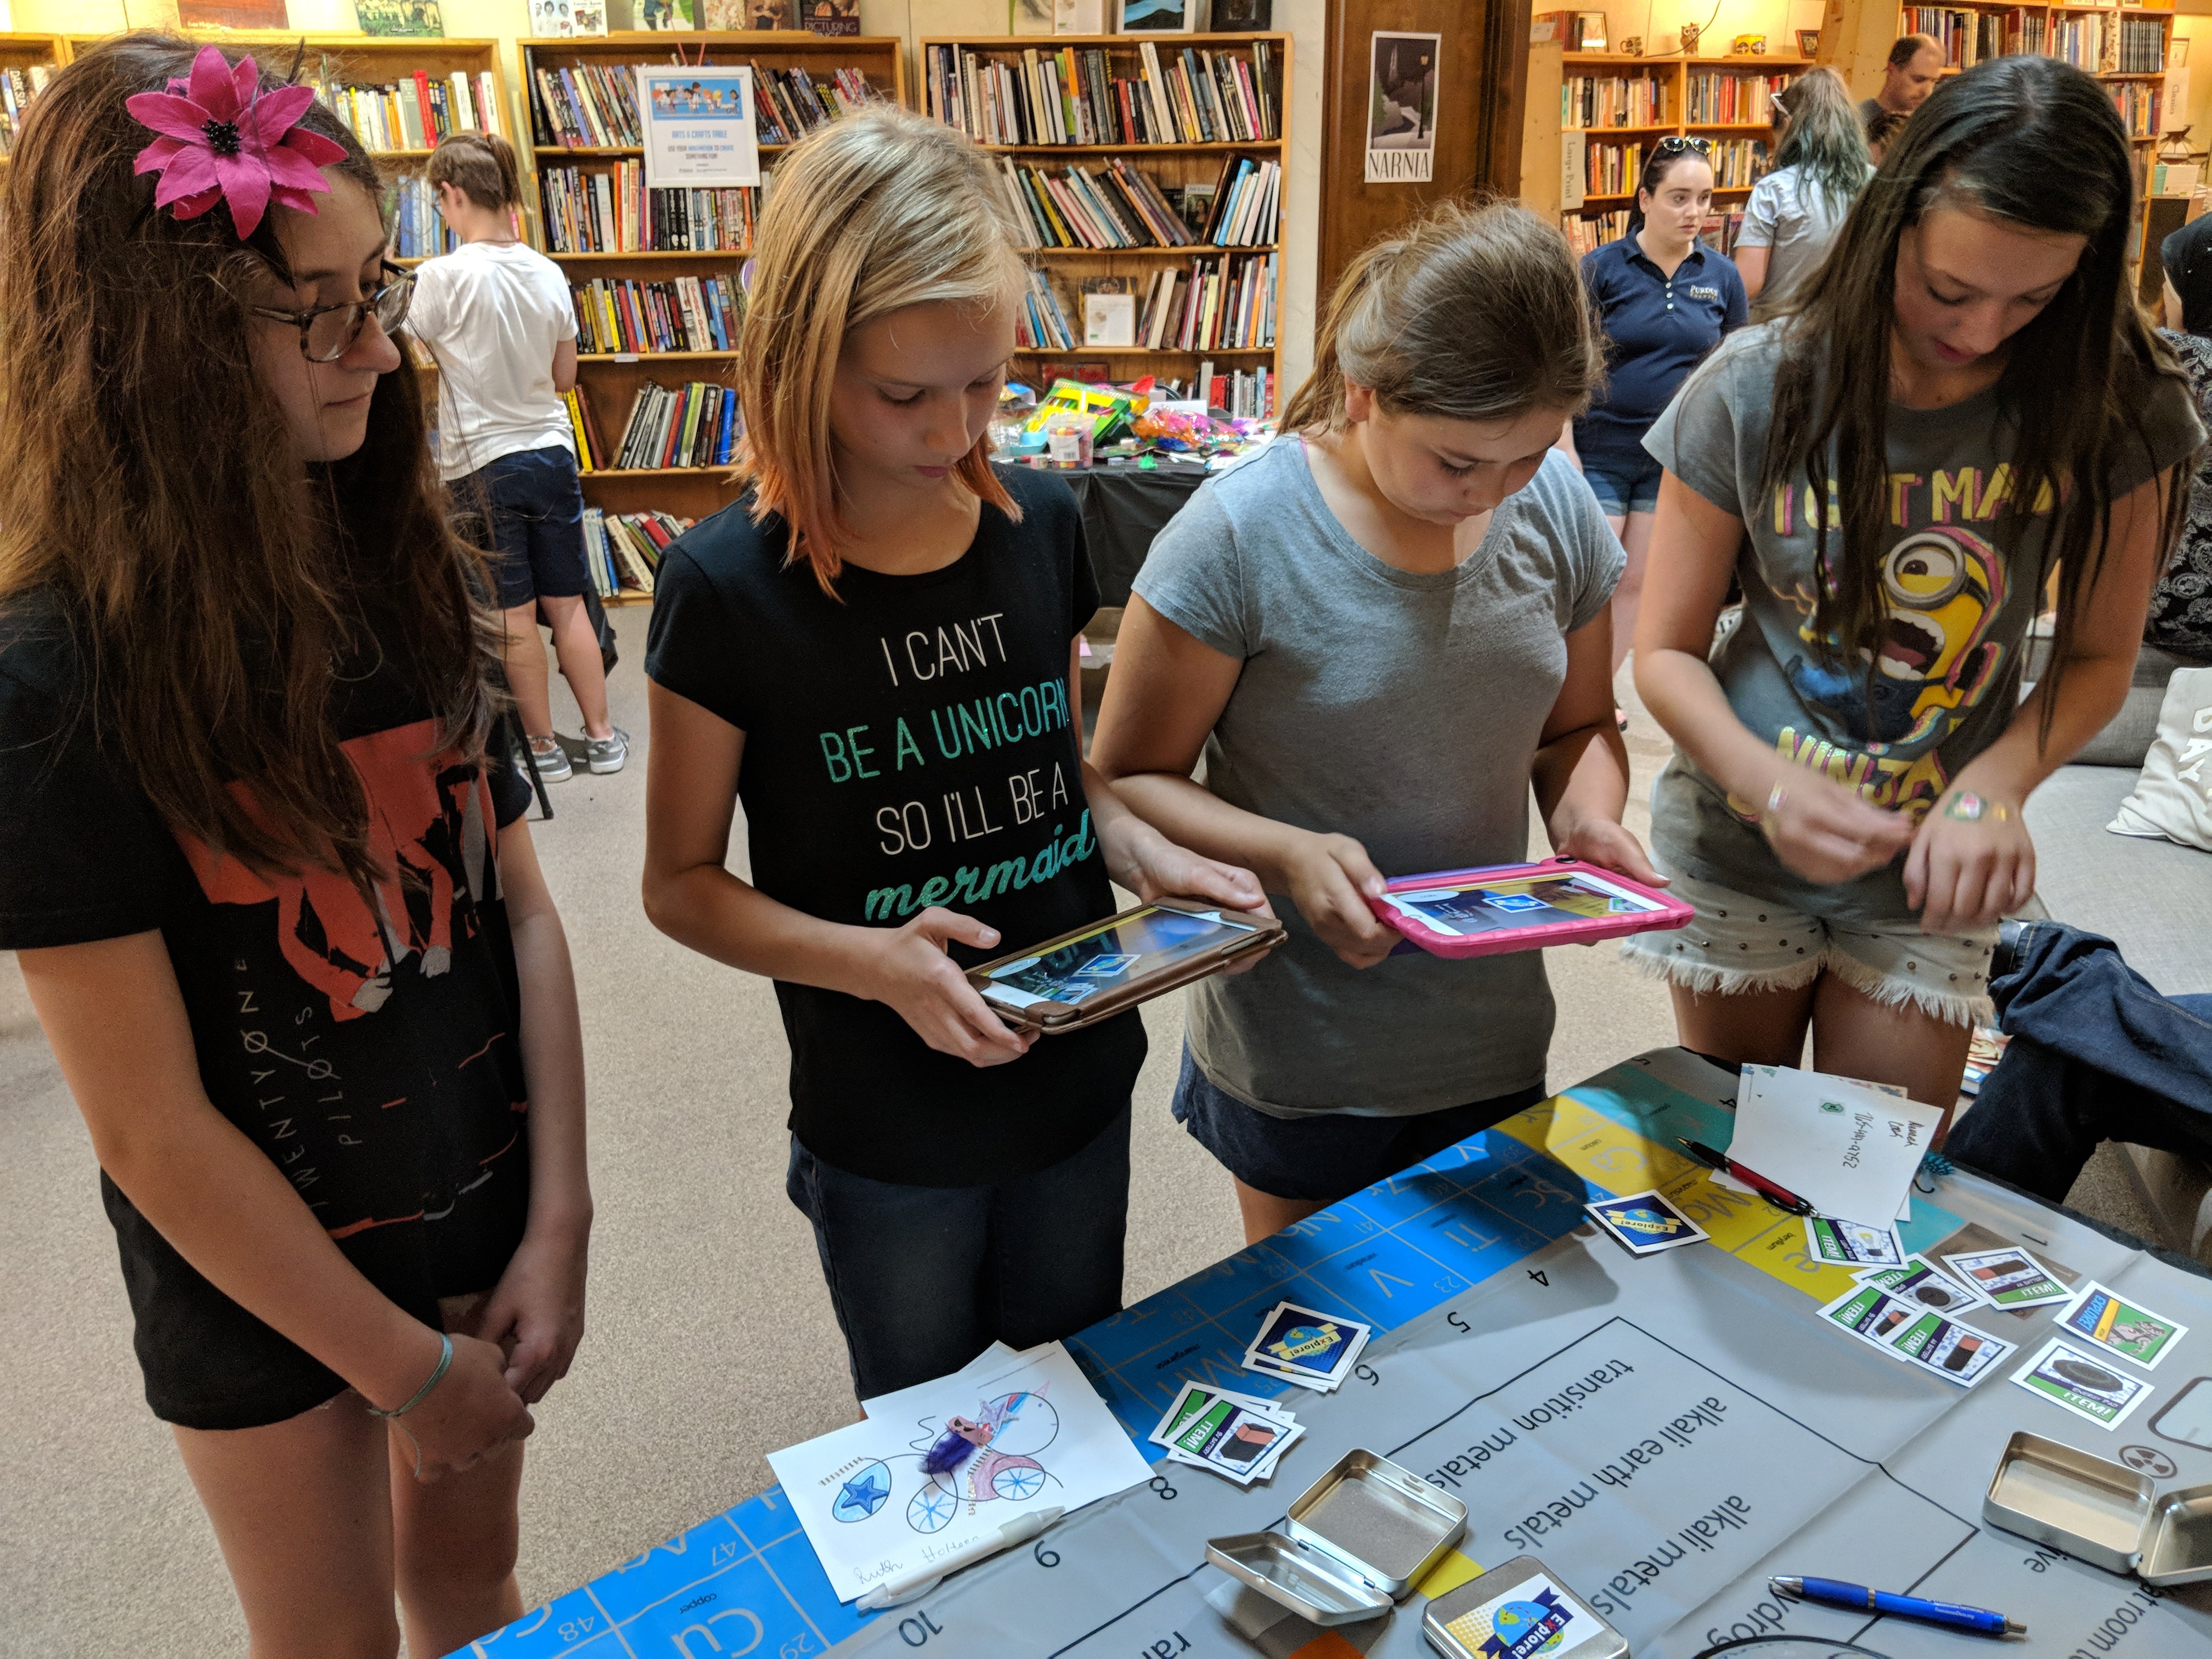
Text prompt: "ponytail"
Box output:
[[1283, 200, 1605, 436]]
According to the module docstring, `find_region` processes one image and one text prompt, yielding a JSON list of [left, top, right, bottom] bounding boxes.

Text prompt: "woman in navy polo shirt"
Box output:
[[1572, 137, 1748, 682]]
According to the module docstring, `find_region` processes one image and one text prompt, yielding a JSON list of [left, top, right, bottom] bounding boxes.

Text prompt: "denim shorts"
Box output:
[[451, 444, 589, 610], [1620, 866, 1997, 1029], [1170, 1046, 1547, 1205], [1581, 448, 1663, 516], [785, 1107, 1131, 1399]]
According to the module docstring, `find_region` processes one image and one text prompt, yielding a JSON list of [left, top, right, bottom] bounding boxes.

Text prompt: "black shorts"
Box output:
[[452, 445, 590, 611], [103, 1167, 527, 1431], [1170, 1045, 1547, 1205]]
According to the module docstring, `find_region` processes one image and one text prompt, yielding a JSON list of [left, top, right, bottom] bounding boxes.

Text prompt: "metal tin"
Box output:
[[1285, 1448, 1470, 1596], [1423, 1555, 1629, 1659], [1983, 1431, 2154, 1574], [2141, 1481, 2212, 1588], [1204, 1531, 1393, 1626]]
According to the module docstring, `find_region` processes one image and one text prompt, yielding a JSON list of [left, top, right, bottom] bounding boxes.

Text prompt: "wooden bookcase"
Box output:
[[521, 31, 904, 603], [1538, 52, 1807, 258], [917, 31, 1291, 417], [0, 33, 65, 166]]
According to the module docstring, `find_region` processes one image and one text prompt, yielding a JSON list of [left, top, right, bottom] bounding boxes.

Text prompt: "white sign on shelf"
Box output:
[[637, 65, 760, 190]]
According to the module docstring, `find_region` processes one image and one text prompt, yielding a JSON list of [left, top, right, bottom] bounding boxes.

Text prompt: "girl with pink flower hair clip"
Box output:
[[0, 35, 592, 1659]]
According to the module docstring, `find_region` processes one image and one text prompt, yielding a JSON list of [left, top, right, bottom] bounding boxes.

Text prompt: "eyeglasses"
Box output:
[[248, 264, 415, 363], [1655, 135, 1714, 156]]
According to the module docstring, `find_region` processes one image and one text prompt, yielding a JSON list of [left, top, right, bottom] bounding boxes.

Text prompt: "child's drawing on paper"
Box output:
[[906, 1389, 1061, 1531]]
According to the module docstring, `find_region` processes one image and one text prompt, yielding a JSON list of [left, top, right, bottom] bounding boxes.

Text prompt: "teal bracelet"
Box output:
[[367, 1331, 453, 1420]]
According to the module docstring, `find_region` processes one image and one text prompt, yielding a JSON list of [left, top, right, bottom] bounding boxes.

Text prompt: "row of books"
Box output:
[[608, 380, 740, 472], [1708, 137, 1767, 190], [1562, 74, 1668, 131], [2117, 15, 2168, 77], [1136, 253, 1277, 352], [2048, 16, 2104, 71], [0, 65, 53, 158], [322, 72, 506, 154], [582, 509, 690, 599], [1559, 210, 1630, 260], [1684, 70, 1794, 127], [2111, 80, 2162, 139], [540, 163, 755, 253], [387, 175, 461, 260], [528, 60, 876, 150], [1699, 206, 1751, 259], [926, 41, 1279, 148], [572, 274, 742, 356], [997, 155, 1277, 251]]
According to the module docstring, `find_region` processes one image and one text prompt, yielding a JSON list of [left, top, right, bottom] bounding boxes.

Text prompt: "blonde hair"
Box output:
[[736, 105, 1026, 594], [1282, 200, 1604, 436], [427, 129, 521, 210]]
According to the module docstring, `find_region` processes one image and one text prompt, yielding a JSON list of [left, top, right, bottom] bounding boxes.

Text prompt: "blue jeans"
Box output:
[[1945, 922, 2212, 1203], [451, 445, 589, 610], [785, 1107, 1131, 1399]]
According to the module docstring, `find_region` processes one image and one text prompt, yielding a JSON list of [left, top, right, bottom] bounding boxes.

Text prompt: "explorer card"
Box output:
[[1585, 1189, 1709, 1256], [2012, 1336, 2154, 1429], [1805, 1215, 1905, 1267], [1943, 1245, 2074, 1309], [2058, 1282, 2189, 1370], [1243, 1302, 1369, 1387]]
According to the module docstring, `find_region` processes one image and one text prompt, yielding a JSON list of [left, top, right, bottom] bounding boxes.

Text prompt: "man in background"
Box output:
[[1860, 35, 1944, 133]]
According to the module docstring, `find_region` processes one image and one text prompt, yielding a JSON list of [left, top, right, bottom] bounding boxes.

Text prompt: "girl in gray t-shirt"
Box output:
[[1735, 68, 1871, 313], [1092, 202, 1648, 1243], [1629, 57, 2203, 1118]]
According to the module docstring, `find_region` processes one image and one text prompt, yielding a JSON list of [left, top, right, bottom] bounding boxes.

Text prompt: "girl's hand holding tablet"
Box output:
[[861, 910, 1037, 1068], [1279, 831, 1401, 970], [1103, 819, 1276, 976]]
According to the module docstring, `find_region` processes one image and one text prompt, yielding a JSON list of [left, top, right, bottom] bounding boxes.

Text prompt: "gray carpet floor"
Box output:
[[0, 627, 2157, 1654]]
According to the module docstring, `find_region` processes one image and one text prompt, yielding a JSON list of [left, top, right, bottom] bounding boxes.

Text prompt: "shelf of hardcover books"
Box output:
[[522, 32, 904, 606], [921, 32, 1290, 420], [0, 34, 65, 165], [1903, 3, 2171, 144]]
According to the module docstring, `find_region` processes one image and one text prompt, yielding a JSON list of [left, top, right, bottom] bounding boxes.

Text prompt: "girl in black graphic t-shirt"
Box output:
[[643, 107, 1263, 1400], [0, 41, 589, 1659]]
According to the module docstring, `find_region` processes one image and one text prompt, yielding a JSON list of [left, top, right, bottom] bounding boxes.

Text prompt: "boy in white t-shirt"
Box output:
[[409, 133, 623, 780]]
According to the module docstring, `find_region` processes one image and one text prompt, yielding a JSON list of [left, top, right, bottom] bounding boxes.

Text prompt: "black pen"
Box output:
[[1678, 1139, 1816, 1216]]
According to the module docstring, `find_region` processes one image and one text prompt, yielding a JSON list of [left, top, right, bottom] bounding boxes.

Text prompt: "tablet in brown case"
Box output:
[[964, 898, 1285, 1033]]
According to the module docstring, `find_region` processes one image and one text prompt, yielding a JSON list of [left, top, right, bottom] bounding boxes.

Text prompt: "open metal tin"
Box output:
[[1983, 1431, 2155, 1574], [1205, 1449, 1468, 1624], [2141, 1482, 2212, 1588]]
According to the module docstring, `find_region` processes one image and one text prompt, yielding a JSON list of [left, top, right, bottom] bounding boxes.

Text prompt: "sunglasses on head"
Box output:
[[1654, 135, 1714, 157]]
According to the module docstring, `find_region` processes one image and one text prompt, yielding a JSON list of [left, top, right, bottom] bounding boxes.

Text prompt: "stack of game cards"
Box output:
[[2008, 1278, 2191, 1432], [1151, 1382, 1302, 1485], [1240, 1301, 1373, 1393], [1584, 1190, 1708, 1256], [1816, 1253, 2018, 1387]]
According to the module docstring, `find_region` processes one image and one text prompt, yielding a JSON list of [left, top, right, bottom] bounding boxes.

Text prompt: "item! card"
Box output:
[[1167, 1396, 1302, 1485], [1242, 1302, 1370, 1392], [1943, 1246, 2073, 1309], [1585, 1189, 1708, 1256], [2012, 1336, 2154, 1429], [1883, 1309, 2014, 1386], [1149, 1380, 1291, 1448], [2058, 1282, 2189, 1370], [1805, 1215, 1905, 1267], [1855, 1255, 1988, 1316]]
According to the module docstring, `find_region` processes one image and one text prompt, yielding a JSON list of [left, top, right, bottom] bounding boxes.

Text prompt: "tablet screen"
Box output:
[[979, 909, 1260, 1009], [1379, 870, 1663, 938]]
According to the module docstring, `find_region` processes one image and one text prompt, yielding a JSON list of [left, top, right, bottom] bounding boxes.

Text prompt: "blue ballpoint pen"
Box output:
[[1771, 1576, 2025, 1638]]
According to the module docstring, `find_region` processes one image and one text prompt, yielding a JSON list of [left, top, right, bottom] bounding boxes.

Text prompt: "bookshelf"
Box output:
[[918, 32, 1291, 420], [0, 33, 64, 163], [1542, 52, 1807, 258], [522, 31, 905, 605]]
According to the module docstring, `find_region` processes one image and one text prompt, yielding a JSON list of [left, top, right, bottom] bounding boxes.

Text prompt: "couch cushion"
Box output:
[[2111, 666, 2212, 851], [2028, 765, 2212, 994], [2023, 641, 2212, 767]]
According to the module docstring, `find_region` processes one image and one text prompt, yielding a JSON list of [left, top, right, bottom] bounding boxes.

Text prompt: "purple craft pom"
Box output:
[[921, 1426, 977, 1476]]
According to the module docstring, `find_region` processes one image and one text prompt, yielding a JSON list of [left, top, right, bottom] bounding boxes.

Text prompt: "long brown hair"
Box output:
[[1759, 54, 2188, 747], [1284, 201, 1604, 435], [733, 105, 1023, 596], [0, 33, 501, 895]]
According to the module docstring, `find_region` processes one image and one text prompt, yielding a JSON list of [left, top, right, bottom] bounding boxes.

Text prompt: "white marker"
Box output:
[[853, 1505, 1065, 1612]]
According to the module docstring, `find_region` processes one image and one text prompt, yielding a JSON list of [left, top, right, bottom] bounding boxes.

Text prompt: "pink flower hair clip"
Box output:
[[125, 46, 348, 239]]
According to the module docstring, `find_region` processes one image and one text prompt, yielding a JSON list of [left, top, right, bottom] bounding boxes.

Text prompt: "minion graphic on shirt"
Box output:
[[1783, 524, 2011, 750]]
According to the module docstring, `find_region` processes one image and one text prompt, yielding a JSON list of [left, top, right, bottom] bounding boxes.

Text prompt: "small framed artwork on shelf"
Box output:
[[1119, 0, 1195, 33], [1211, 0, 1272, 27], [1797, 30, 1820, 58], [356, 1, 447, 36]]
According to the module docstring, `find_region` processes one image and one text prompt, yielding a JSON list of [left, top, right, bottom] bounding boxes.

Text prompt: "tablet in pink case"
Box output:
[[1365, 856, 1694, 959]]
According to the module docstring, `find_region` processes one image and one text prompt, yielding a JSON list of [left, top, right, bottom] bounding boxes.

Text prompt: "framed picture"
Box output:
[[1210, 0, 1272, 27], [1118, 0, 1194, 33], [1012, 0, 1056, 34], [356, 0, 444, 35], [614, 0, 693, 24], [1365, 31, 1440, 184], [640, 66, 761, 188], [801, 0, 859, 33], [1797, 29, 1820, 56]]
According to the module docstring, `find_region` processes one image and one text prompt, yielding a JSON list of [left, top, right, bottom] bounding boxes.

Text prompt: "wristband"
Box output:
[[367, 1331, 453, 1420]]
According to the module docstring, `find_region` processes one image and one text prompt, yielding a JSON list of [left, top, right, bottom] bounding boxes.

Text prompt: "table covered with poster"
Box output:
[[457, 1048, 2212, 1658]]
